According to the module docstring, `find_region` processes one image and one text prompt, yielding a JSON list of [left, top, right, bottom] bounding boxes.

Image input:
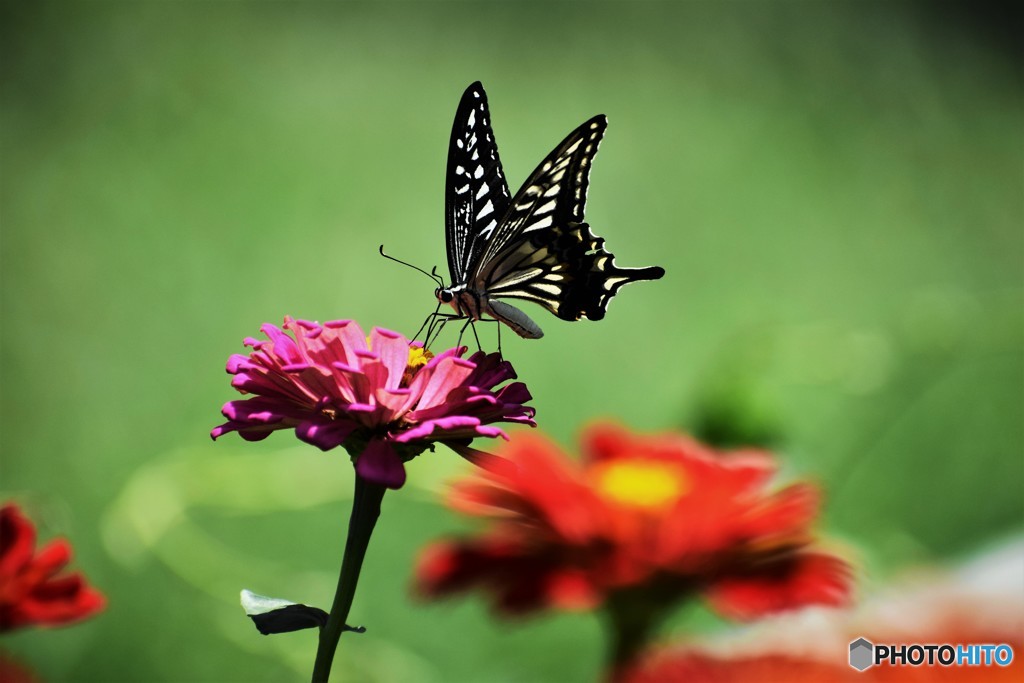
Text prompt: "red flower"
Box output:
[[0, 503, 105, 632], [415, 422, 852, 619], [625, 541, 1024, 682], [624, 651, 848, 683], [625, 648, 1024, 683], [212, 317, 535, 489]]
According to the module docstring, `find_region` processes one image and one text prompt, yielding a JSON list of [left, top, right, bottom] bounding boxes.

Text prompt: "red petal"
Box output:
[[740, 483, 821, 540], [0, 504, 37, 578], [706, 552, 854, 620], [20, 575, 106, 627], [414, 537, 595, 616]]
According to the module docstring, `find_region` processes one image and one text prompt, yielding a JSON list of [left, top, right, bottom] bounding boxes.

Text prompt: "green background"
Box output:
[[2, 2, 1020, 681]]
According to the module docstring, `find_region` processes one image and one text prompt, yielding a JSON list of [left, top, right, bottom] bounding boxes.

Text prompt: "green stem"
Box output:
[[602, 588, 679, 683], [311, 476, 387, 683]]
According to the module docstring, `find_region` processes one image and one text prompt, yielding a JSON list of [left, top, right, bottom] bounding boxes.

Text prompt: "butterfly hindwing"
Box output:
[[474, 116, 664, 321], [444, 82, 512, 284], [484, 221, 664, 321]]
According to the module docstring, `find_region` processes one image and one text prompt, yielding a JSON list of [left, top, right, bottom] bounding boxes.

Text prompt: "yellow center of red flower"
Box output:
[[593, 460, 688, 510]]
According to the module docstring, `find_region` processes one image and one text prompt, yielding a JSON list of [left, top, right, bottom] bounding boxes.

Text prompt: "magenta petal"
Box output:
[[226, 354, 253, 373], [260, 323, 302, 364], [496, 382, 533, 405], [355, 439, 407, 489], [239, 428, 275, 442], [295, 420, 357, 450], [395, 415, 483, 442]]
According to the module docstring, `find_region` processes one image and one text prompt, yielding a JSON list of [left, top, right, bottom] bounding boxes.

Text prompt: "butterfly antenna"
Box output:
[[379, 245, 445, 287]]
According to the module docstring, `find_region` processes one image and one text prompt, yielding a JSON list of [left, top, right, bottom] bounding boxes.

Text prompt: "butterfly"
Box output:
[[430, 81, 664, 341]]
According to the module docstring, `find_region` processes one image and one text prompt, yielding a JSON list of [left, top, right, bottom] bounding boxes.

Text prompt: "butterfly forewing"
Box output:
[[444, 82, 512, 283], [475, 116, 606, 268]]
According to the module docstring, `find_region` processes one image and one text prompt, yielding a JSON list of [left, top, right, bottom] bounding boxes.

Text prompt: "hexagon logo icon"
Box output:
[[849, 638, 874, 671]]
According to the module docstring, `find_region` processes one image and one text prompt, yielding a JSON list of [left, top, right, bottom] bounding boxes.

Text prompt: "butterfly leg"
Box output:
[[423, 312, 460, 348], [412, 302, 444, 345], [423, 313, 447, 348], [455, 317, 476, 350], [474, 317, 503, 356], [469, 321, 484, 353]]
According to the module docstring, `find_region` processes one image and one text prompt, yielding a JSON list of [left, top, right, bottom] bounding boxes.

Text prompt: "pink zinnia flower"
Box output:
[[0, 503, 106, 632], [211, 317, 535, 489]]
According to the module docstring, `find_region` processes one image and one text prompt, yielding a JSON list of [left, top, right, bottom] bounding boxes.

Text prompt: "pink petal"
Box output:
[[370, 328, 409, 391], [417, 357, 476, 410], [259, 323, 302, 364]]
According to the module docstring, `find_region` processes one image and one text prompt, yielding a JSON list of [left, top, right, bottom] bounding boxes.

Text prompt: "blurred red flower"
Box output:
[[0, 503, 105, 632], [0, 653, 43, 683], [625, 650, 847, 683], [625, 540, 1024, 682], [624, 650, 1024, 683], [414, 422, 852, 619]]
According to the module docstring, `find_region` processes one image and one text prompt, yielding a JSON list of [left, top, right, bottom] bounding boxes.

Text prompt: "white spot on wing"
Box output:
[[532, 283, 562, 296], [603, 277, 629, 290]]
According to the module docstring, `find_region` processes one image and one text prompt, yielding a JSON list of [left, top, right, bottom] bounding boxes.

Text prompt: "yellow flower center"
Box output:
[[401, 345, 434, 387], [364, 336, 434, 376], [406, 346, 433, 372], [593, 460, 688, 510]]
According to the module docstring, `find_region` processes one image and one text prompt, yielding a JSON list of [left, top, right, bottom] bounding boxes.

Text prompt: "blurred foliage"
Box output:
[[1, 1, 1021, 682]]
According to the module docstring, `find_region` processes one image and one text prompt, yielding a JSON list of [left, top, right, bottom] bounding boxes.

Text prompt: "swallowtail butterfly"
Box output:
[[433, 82, 664, 340]]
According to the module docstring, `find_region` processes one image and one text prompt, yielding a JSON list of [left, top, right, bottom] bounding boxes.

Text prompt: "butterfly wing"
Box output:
[[473, 116, 664, 321], [444, 82, 512, 285]]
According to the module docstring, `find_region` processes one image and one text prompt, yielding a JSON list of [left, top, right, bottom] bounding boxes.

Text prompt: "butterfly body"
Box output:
[[439, 82, 664, 340], [435, 284, 544, 339]]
